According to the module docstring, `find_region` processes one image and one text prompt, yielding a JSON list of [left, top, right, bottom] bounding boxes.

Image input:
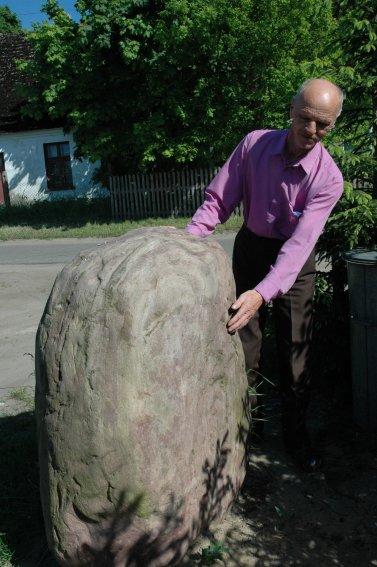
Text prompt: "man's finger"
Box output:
[[227, 306, 249, 326], [231, 298, 242, 310], [228, 317, 249, 333], [231, 292, 249, 310], [227, 311, 253, 332], [228, 306, 259, 330]]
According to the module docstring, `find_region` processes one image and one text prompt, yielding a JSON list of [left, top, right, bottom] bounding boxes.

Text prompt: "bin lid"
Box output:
[[344, 249, 377, 265]]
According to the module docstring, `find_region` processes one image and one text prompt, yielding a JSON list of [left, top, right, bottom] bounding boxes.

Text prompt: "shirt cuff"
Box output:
[[254, 277, 280, 304], [185, 224, 205, 237]]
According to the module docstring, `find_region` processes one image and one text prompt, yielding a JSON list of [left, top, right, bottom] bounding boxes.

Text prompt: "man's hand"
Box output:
[[227, 290, 264, 334]]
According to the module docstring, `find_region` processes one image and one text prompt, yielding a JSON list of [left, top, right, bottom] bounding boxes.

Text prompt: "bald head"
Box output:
[[287, 78, 344, 157], [294, 78, 344, 118]]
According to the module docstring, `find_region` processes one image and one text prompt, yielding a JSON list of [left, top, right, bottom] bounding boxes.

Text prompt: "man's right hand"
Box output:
[[227, 290, 264, 334]]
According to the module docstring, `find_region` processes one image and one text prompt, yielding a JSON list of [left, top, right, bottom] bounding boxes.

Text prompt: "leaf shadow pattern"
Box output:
[[77, 491, 187, 567], [73, 431, 240, 567], [237, 392, 252, 469], [197, 431, 238, 531]]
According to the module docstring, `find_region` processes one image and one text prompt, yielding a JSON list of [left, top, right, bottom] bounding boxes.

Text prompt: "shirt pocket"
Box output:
[[280, 202, 300, 237], [268, 198, 300, 238]]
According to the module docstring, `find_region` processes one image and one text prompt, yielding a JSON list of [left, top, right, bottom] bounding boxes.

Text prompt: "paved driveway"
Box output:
[[0, 233, 236, 395]]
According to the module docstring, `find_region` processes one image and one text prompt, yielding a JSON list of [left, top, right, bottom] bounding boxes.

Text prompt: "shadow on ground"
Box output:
[[0, 199, 115, 231], [184, 384, 377, 567], [0, 198, 193, 232], [0, 411, 54, 566], [1, 383, 377, 567]]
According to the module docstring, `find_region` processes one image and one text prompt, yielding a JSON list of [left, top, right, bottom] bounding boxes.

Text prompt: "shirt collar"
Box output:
[[272, 129, 320, 175]]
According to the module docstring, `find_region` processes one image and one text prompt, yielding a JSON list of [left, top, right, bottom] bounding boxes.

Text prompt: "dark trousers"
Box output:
[[232, 224, 316, 452]]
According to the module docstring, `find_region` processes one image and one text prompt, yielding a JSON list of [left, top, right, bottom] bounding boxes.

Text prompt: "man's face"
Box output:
[[289, 96, 338, 153]]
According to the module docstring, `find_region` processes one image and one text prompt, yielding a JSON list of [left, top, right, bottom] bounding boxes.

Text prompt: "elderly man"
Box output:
[[186, 78, 344, 472]]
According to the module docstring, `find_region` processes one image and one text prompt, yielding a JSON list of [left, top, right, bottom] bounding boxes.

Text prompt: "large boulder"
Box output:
[[35, 227, 248, 566]]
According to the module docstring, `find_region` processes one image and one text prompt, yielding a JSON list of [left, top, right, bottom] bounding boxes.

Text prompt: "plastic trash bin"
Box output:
[[345, 249, 377, 434]]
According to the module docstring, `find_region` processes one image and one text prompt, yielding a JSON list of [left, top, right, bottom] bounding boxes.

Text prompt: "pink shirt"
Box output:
[[186, 129, 343, 302]]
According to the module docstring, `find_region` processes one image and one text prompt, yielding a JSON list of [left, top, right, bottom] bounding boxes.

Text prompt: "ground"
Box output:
[[0, 236, 376, 567], [185, 391, 377, 566]]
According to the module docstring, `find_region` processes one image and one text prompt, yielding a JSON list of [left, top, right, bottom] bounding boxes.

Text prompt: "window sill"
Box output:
[[47, 186, 76, 192]]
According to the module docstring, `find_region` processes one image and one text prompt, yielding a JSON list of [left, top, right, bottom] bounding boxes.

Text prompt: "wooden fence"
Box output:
[[109, 167, 371, 221], [109, 167, 243, 221]]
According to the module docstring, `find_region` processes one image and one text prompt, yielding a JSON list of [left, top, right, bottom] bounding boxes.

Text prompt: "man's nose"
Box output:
[[304, 121, 317, 135]]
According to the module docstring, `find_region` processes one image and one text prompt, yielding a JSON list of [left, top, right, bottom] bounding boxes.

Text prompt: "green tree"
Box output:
[[0, 6, 22, 33], [326, 0, 377, 195], [312, 0, 377, 385], [20, 0, 335, 173], [314, 0, 377, 313]]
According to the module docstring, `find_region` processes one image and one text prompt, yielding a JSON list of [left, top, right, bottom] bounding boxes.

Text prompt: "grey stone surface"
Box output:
[[0, 233, 236, 399], [35, 227, 248, 566]]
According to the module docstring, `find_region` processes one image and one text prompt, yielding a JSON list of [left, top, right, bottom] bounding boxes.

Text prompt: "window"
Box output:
[[43, 142, 74, 190]]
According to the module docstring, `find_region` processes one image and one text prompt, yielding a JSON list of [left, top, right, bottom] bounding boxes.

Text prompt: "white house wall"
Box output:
[[0, 127, 109, 201]]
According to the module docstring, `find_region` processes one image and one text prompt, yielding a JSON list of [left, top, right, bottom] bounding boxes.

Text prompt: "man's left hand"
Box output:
[[227, 290, 264, 333]]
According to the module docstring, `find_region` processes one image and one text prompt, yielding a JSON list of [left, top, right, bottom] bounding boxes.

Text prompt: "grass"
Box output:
[[199, 541, 230, 565], [0, 198, 243, 241], [0, 533, 13, 566], [7, 387, 35, 410]]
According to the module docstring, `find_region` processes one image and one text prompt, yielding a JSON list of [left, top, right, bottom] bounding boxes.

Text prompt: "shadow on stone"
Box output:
[[73, 432, 239, 566], [0, 411, 245, 566]]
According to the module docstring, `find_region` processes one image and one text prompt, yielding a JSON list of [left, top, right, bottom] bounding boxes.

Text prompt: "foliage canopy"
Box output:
[[0, 5, 22, 33], [21, 0, 335, 173], [16, 0, 377, 390], [325, 0, 377, 194]]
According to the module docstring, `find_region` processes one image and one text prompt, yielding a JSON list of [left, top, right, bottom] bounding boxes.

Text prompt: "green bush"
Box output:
[[317, 182, 376, 264]]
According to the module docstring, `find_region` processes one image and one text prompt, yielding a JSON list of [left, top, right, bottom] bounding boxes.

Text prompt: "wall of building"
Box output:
[[0, 127, 109, 201]]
